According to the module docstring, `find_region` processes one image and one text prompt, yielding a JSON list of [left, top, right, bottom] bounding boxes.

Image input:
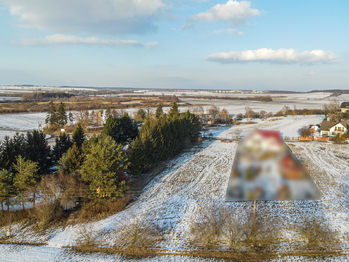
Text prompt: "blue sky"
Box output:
[[0, 0, 348, 90]]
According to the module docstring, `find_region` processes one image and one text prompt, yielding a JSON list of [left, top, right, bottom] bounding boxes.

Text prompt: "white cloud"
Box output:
[[183, 0, 262, 28], [1, 0, 167, 34], [17, 34, 155, 48], [213, 28, 244, 35], [304, 70, 317, 76], [204, 48, 339, 64], [146, 41, 158, 48]]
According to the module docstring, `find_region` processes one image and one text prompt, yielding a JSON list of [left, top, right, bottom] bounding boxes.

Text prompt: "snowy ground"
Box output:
[[1, 118, 348, 261]]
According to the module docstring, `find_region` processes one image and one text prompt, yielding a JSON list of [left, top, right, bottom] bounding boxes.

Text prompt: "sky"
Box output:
[[0, 0, 348, 91]]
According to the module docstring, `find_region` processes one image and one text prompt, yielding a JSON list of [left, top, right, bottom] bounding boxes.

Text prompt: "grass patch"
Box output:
[[67, 194, 133, 224], [0, 240, 46, 246], [65, 246, 344, 260]]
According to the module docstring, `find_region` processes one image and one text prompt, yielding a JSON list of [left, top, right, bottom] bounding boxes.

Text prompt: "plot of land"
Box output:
[[1, 120, 349, 261]]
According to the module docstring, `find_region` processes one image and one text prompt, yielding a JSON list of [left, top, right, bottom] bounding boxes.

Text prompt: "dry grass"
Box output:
[[0, 210, 35, 228], [68, 194, 133, 224], [189, 204, 281, 251], [75, 224, 102, 248], [114, 214, 164, 250], [65, 246, 344, 260], [294, 216, 340, 250]]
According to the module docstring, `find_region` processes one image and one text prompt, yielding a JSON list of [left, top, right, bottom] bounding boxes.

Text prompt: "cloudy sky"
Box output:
[[0, 0, 348, 90]]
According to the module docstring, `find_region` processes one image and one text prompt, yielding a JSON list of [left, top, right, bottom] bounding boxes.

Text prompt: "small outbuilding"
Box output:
[[341, 102, 349, 113]]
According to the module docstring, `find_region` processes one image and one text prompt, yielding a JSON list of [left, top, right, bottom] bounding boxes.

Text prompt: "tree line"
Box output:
[[0, 102, 201, 215], [129, 102, 201, 175]]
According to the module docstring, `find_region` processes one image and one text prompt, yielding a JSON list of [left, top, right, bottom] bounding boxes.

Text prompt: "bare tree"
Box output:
[[114, 215, 162, 250], [222, 207, 246, 250], [75, 224, 102, 247], [244, 209, 281, 250], [245, 106, 255, 121], [259, 110, 267, 119], [208, 104, 220, 124], [329, 99, 340, 115], [219, 108, 230, 124], [283, 106, 291, 116], [193, 105, 204, 116], [298, 126, 311, 137], [189, 203, 228, 249], [75, 106, 90, 127], [294, 216, 339, 250]]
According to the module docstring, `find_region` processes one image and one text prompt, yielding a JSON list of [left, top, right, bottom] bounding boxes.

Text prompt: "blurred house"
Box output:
[[320, 120, 349, 137], [226, 129, 321, 201]]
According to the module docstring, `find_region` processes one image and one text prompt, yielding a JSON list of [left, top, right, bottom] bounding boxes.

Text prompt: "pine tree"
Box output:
[[72, 123, 85, 148], [80, 136, 127, 199], [68, 112, 74, 124], [134, 108, 146, 122], [102, 114, 138, 144], [119, 113, 138, 143], [57, 145, 82, 175], [52, 133, 73, 163], [56, 102, 68, 127], [13, 156, 39, 210], [0, 169, 14, 211], [155, 103, 163, 118], [168, 102, 179, 120], [0, 136, 16, 171], [45, 100, 57, 127], [24, 130, 51, 174], [0, 133, 28, 172], [102, 115, 121, 142]]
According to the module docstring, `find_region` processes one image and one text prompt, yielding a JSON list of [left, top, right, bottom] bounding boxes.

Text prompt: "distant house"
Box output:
[[200, 113, 217, 125], [341, 102, 349, 113], [320, 120, 349, 137]]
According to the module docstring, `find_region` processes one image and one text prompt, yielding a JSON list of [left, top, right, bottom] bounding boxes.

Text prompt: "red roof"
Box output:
[[256, 129, 282, 143]]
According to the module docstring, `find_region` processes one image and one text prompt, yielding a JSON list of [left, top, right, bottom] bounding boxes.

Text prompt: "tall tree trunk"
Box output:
[[7, 198, 9, 212], [1, 201, 3, 211], [33, 190, 36, 209], [22, 194, 25, 210]]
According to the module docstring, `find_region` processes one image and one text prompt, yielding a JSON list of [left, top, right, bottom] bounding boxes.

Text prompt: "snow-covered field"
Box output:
[[0, 90, 337, 142], [1, 118, 348, 261]]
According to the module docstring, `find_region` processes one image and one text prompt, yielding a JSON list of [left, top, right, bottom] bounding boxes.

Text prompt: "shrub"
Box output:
[[189, 203, 228, 249], [35, 201, 65, 231], [298, 126, 311, 137], [75, 224, 101, 247], [294, 216, 339, 250], [114, 214, 163, 250]]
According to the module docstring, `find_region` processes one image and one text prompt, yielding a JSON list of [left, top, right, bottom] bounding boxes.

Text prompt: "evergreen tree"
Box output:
[[0, 169, 14, 211], [45, 100, 57, 127], [52, 133, 73, 163], [128, 109, 201, 176], [24, 130, 51, 174], [3, 135, 20, 168], [119, 113, 138, 143], [57, 145, 82, 175], [155, 103, 163, 118], [13, 156, 39, 210], [0, 136, 16, 171], [102, 115, 121, 142], [168, 102, 179, 120], [102, 114, 138, 144], [56, 102, 68, 127], [72, 123, 85, 148], [80, 136, 127, 199], [68, 112, 74, 124], [129, 136, 154, 175], [134, 108, 146, 122], [180, 111, 201, 142]]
